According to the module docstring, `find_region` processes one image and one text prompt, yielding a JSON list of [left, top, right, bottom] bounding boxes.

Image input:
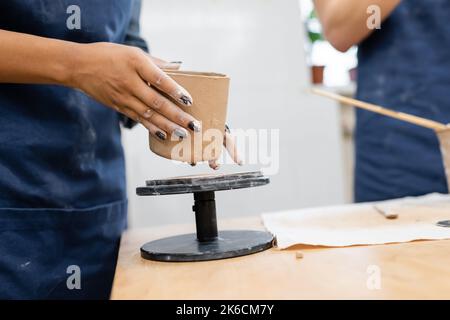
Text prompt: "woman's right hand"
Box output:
[[68, 42, 201, 141]]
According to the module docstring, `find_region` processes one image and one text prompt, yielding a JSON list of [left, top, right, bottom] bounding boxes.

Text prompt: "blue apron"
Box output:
[[355, 0, 450, 202], [0, 0, 145, 299]]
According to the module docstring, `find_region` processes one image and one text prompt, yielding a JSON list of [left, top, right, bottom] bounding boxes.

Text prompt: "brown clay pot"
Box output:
[[311, 65, 325, 84], [149, 71, 230, 163]]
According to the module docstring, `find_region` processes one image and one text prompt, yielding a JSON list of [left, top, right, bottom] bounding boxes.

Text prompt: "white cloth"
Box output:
[[262, 193, 450, 249]]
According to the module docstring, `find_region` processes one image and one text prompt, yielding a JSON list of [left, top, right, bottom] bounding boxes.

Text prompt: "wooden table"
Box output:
[[111, 217, 450, 300]]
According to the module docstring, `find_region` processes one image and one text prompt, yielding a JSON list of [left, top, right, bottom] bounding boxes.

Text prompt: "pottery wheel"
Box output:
[[137, 171, 274, 262]]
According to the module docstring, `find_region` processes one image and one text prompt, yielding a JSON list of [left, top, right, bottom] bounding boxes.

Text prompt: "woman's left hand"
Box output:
[[207, 126, 243, 170]]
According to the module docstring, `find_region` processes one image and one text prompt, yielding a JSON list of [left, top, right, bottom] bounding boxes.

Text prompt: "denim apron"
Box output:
[[355, 0, 450, 202], [0, 0, 140, 299]]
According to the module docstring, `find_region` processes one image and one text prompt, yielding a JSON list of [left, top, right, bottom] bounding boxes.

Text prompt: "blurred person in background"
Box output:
[[315, 1, 450, 202]]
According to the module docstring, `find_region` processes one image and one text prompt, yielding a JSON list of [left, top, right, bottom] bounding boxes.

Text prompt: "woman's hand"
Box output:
[[204, 125, 243, 170], [0, 31, 200, 141], [0, 30, 239, 170], [69, 42, 201, 141], [70, 42, 241, 170]]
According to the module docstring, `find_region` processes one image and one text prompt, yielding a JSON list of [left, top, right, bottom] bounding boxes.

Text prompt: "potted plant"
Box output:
[[305, 9, 325, 84]]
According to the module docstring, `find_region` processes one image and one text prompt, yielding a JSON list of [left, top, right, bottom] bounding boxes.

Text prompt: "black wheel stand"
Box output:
[[136, 171, 274, 262]]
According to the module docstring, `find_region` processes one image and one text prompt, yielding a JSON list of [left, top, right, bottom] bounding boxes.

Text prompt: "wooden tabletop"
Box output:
[[111, 216, 450, 300]]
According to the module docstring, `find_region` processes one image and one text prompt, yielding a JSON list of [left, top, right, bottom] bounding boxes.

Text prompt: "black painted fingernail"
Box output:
[[190, 163, 196, 167], [174, 128, 188, 139], [188, 121, 201, 132], [170, 61, 183, 64], [225, 124, 231, 133], [156, 131, 166, 141], [179, 95, 192, 106]]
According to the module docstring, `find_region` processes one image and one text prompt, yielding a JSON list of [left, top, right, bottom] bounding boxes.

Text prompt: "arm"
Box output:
[[314, 0, 401, 52], [0, 29, 198, 141], [0, 29, 241, 168]]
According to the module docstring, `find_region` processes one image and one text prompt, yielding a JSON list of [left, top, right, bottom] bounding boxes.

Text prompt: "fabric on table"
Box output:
[[262, 193, 450, 249]]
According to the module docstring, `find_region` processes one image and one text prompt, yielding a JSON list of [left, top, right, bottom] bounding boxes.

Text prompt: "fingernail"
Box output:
[[156, 131, 166, 141], [179, 94, 193, 106], [225, 124, 231, 133], [190, 163, 196, 167], [163, 61, 183, 69], [174, 128, 188, 139], [175, 88, 193, 106], [188, 121, 201, 132]]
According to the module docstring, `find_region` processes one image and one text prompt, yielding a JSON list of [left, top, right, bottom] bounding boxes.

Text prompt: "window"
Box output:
[[300, 0, 357, 87]]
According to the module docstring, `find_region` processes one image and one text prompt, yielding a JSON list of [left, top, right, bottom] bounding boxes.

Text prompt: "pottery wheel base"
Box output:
[[140, 230, 274, 262], [137, 171, 273, 263]]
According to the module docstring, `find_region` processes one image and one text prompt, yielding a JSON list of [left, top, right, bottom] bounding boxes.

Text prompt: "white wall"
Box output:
[[122, 0, 345, 228]]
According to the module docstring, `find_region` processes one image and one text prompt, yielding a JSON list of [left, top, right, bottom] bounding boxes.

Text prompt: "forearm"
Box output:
[[0, 29, 79, 86], [314, 0, 401, 52]]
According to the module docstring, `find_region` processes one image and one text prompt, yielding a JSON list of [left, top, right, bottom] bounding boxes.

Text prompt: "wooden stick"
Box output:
[[311, 87, 448, 131]]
